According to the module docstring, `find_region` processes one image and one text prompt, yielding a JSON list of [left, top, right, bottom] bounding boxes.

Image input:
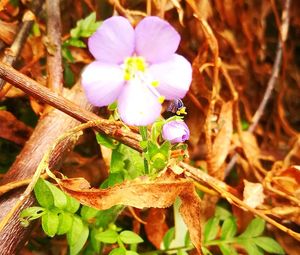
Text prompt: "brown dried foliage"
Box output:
[[0, 0, 299, 254]]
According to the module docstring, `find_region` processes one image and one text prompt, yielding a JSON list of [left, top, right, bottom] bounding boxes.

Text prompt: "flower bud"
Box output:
[[162, 120, 190, 144]]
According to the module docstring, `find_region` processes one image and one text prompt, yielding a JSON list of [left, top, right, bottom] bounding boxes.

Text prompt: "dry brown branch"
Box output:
[[181, 162, 300, 242], [0, 84, 96, 254], [0, 62, 142, 151], [46, 0, 63, 93], [0, 0, 43, 91]]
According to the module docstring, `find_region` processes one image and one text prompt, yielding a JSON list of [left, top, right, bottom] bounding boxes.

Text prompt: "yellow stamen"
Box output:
[[151, 80, 159, 87], [158, 96, 165, 104], [176, 107, 187, 115]]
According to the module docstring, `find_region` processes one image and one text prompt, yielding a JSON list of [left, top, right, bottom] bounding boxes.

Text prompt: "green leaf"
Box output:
[[215, 206, 232, 220], [81, 206, 99, 221], [109, 248, 126, 255], [220, 217, 237, 240], [126, 251, 139, 255], [57, 212, 73, 235], [239, 218, 265, 238], [202, 247, 213, 255], [237, 240, 264, 255], [108, 101, 118, 111], [20, 206, 45, 227], [111, 149, 125, 173], [70, 12, 101, 38], [119, 231, 143, 244], [151, 153, 167, 170], [219, 244, 238, 255], [159, 141, 171, 157], [69, 223, 89, 255], [204, 217, 220, 242], [150, 120, 164, 142], [119, 145, 144, 178], [34, 178, 54, 208], [64, 38, 86, 48], [253, 237, 285, 254], [66, 196, 80, 213], [41, 210, 59, 237], [45, 181, 67, 209], [163, 227, 175, 249], [63, 61, 75, 86], [96, 133, 117, 149], [90, 227, 101, 252], [96, 229, 119, 244], [67, 215, 84, 246], [177, 250, 189, 255], [101, 172, 125, 188], [62, 47, 74, 63], [96, 205, 124, 228]]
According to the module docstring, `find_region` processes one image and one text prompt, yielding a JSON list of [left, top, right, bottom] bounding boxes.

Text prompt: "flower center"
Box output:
[[123, 56, 147, 81], [123, 56, 165, 104]]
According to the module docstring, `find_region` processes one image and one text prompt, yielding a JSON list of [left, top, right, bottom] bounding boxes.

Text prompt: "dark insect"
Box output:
[[167, 99, 187, 115]]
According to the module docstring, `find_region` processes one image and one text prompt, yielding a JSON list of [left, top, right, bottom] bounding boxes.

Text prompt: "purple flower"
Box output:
[[81, 16, 192, 126], [162, 120, 190, 144]]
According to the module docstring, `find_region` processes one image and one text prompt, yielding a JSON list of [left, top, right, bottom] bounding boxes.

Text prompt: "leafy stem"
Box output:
[[139, 126, 149, 174]]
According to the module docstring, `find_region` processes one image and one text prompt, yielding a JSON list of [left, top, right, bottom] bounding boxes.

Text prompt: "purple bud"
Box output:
[[162, 120, 190, 144]]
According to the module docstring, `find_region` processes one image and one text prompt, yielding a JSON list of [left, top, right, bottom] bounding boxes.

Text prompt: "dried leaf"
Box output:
[[211, 101, 233, 175], [58, 172, 203, 254], [0, 20, 17, 44], [0, 110, 32, 145], [272, 165, 300, 198], [145, 208, 168, 248], [243, 180, 265, 208]]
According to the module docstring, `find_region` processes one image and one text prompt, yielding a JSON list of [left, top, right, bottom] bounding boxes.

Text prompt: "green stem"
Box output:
[[117, 237, 126, 249], [139, 126, 149, 175], [204, 238, 236, 246], [140, 245, 194, 255]]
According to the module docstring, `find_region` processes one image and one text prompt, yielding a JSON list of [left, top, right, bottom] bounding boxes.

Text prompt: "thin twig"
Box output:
[[0, 0, 43, 91], [46, 0, 63, 93], [186, 0, 221, 176], [181, 162, 300, 242], [225, 0, 291, 176], [0, 173, 48, 196]]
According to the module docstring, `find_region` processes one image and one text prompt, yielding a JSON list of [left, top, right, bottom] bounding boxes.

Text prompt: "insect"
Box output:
[[167, 99, 187, 115]]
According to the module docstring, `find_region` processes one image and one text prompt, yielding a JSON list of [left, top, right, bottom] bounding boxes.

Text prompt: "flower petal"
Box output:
[[88, 16, 134, 64], [135, 16, 180, 63], [81, 61, 124, 106], [148, 54, 192, 100], [118, 79, 162, 126]]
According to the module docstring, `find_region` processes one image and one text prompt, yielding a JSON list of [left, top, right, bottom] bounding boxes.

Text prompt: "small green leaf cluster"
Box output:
[[202, 208, 285, 255], [96, 133, 145, 186], [96, 227, 143, 255], [64, 12, 101, 50], [20, 178, 89, 255], [140, 116, 187, 175], [62, 12, 101, 86], [162, 227, 190, 255]]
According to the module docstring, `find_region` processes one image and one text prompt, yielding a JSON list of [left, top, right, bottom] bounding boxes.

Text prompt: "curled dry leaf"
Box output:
[[145, 208, 168, 249], [0, 20, 17, 44], [58, 171, 203, 254], [271, 165, 300, 199], [0, 110, 32, 145], [211, 101, 233, 177]]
